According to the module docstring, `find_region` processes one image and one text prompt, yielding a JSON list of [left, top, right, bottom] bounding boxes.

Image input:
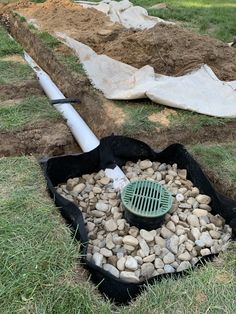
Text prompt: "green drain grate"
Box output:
[[121, 180, 173, 218]]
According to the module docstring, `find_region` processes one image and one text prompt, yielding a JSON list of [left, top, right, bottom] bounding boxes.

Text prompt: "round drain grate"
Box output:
[[121, 180, 172, 230]]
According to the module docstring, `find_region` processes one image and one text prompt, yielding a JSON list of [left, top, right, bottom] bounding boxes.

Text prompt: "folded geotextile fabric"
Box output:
[[58, 33, 236, 118], [75, 0, 171, 29]]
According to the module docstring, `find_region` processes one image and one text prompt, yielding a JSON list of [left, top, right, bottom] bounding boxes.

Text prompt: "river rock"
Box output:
[[140, 229, 154, 242], [171, 214, 179, 224], [123, 235, 139, 246], [140, 160, 152, 170], [160, 226, 173, 239], [178, 251, 191, 261], [163, 252, 175, 264], [104, 219, 117, 232], [96, 202, 109, 212], [117, 257, 126, 271], [120, 271, 139, 283], [199, 232, 213, 247], [155, 258, 164, 269], [200, 248, 211, 256], [191, 227, 201, 240], [155, 236, 166, 248], [196, 194, 211, 205], [103, 264, 119, 277], [125, 256, 138, 270], [192, 208, 208, 217], [143, 254, 156, 263], [100, 177, 110, 185], [100, 248, 113, 257], [73, 183, 86, 194], [167, 235, 179, 254], [166, 221, 176, 232], [177, 261, 191, 272], [93, 186, 102, 194], [176, 193, 185, 202], [164, 265, 175, 273], [187, 215, 199, 227], [141, 263, 155, 279], [129, 226, 139, 237], [92, 252, 103, 267], [139, 239, 150, 257]]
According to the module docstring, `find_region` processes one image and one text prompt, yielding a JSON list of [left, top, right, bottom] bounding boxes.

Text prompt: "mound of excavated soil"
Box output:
[[3, 0, 236, 80]]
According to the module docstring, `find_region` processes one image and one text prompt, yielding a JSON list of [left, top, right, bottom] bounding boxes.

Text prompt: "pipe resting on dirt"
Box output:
[[25, 52, 129, 189], [24, 52, 99, 153]]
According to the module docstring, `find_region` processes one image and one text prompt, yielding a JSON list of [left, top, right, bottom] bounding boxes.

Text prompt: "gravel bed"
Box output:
[[56, 160, 232, 283]]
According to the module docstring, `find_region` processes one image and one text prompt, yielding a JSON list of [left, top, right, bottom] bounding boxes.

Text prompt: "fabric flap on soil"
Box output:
[[75, 0, 171, 29], [58, 34, 236, 118], [42, 135, 236, 304]]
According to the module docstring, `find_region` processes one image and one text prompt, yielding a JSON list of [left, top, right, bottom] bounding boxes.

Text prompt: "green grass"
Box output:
[[0, 96, 61, 131], [0, 60, 33, 84], [117, 100, 164, 136], [0, 156, 112, 313], [133, 0, 236, 42], [37, 31, 61, 49], [190, 142, 236, 184], [0, 25, 22, 57], [57, 54, 86, 75]]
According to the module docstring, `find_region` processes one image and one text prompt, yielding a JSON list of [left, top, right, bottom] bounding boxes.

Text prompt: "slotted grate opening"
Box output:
[[121, 180, 172, 218]]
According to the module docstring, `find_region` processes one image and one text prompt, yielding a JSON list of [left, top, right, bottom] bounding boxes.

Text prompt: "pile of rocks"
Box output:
[[56, 160, 232, 283]]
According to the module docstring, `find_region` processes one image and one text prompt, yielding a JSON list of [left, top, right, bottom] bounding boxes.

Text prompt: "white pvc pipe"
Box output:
[[24, 52, 129, 189], [24, 52, 99, 152]]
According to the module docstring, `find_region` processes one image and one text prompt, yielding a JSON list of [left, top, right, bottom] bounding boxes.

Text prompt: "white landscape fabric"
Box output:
[[58, 33, 236, 118], [75, 0, 171, 29]]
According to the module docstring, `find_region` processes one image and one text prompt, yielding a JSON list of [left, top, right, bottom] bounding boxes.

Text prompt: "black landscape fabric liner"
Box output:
[[41, 135, 236, 304]]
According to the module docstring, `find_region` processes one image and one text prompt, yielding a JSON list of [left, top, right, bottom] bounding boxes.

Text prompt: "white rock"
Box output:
[[200, 248, 211, 256], [87, 222, 95, 232], [141, 263, 155, 279], [195, 239, 205, 248], [117, 257, 126, 271], [100, 177, 110, 185], [96, 202, 109, 212], [125, 256, 138, 270], [91, 210, 105, 218], [93, 186, 102, 194], [192, 208, 208, 217], [160, 226, 173, 239], [209, 230, 221, 239], [178, 251, 191, 261], [153, 244, 161, 255], [166, 221, 176, 232], [104, 219, 117, 232], [167, 235, 179, 254], [140, 160, 152, 170], [179, 234, 187, 244], [73, 183, 86, 194], [177, 261, 191, 272], [123, 235, 139, 247], [92, 252, 103, 267], [155, 236, 166, 248], [178, 169, 187, 180], [199, 232, 214, 247], [185, 242, 193, 252], [103, 264, 119, 277], [164, 265, 175, 273], [171, 214, 179, 224], [163, 252, 175, 264], [196, 194, 211, 205], [120, 271, 139, 283], [187, 215, 199, 227], [140, 229, 154, 242], [143, 254, 156, 263], [129, 226, 139, 237], [154, 258, 164, 269], [139, 239, 150, 257], [100, 248, 112, 257], [176, 193, 185, 202], [191, 227, 201, 240]]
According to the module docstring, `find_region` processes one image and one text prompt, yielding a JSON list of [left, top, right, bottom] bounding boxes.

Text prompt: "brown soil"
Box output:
[[0, 79, 43, 100], [14, 0, 236, 81], [0, 121, 79, 157]]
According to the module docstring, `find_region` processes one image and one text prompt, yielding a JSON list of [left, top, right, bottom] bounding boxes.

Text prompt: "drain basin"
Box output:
[[121, 180, 173, 230]]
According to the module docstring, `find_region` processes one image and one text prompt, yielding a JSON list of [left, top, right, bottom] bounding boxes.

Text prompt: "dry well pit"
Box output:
[[57, 159, 232, 283]]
